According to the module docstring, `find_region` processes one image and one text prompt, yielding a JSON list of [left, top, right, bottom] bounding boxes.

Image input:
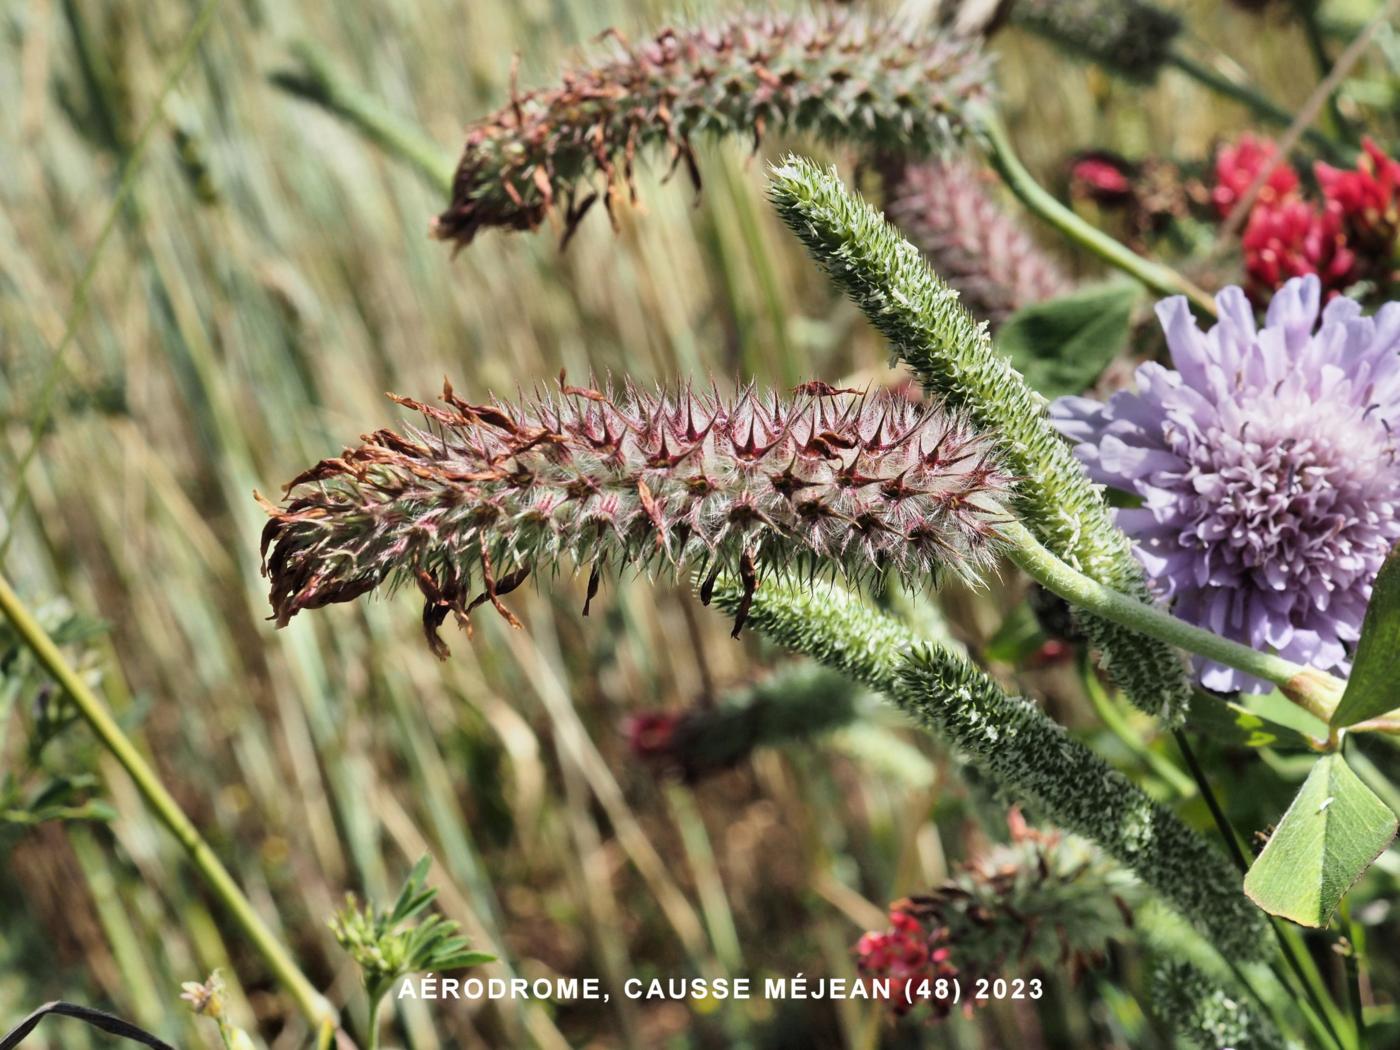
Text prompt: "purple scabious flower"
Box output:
[[1052, 276, 1400, 692]]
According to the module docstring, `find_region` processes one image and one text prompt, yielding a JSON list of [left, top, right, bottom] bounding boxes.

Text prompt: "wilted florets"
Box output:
[[261, 380, 1012, 654], [431, 14, 991, 247]]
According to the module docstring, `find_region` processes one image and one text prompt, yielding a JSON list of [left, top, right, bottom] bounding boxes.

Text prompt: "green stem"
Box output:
[[366, 993, 384, 1050], [1173, 731, 1351, 1050], [1163, 48, 1350, 163], [270, 40, 455, 195], [1080, 653, 1197, 797], [980, 117, 1219, 317], [0, 574, 337, 1030], [1275, 918, 1355, 1050], [1002, 521, 1346, 722], [1172, 731, 1251, 872]]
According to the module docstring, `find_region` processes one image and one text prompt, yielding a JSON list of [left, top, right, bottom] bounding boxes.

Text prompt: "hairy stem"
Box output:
[[0, 574, 338, 1031], [1173, 732, 1350, 1050], [980, 117, 1219, 317], [1002, 520, 1346, 722]]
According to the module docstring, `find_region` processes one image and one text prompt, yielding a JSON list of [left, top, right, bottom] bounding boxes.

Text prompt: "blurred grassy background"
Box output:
[[1, 0, 1394, 1047]]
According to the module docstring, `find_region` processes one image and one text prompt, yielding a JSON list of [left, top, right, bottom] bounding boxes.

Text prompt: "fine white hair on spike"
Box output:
[[261, 379, 1014, 656]]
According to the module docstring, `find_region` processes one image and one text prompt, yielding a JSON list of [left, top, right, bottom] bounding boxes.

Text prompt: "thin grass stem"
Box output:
[[0, 0, 224, 565], [0, 574, 338, 1032]]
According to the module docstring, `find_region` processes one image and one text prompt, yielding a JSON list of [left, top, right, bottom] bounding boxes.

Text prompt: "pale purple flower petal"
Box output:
[[1054, 277, 1400, 692]]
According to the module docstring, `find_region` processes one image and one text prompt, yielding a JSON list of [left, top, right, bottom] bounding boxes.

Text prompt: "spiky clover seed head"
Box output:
[[260, 380, 1013, 655], [431, 13, 992, 248]]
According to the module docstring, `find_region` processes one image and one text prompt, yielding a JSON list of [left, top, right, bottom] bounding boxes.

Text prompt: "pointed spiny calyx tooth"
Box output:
[[260, 380, 1015, 651], [434, 13, 991, 248]]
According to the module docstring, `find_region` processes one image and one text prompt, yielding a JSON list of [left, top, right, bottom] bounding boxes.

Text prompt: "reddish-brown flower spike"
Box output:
[[260, 380, 1013, 655], [431, 13, 991, 248], [883, 159, 1072, 326]]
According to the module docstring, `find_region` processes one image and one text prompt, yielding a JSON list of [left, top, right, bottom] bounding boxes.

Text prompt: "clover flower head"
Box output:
[[1070, 154, 1135, 203], [261, 380, 1013, 653], [1054, 276, 1400, 691], [884, 159, 1072, 326], [1316, 137, 1400, 262], [1211, 133, 1299, 219], [431, 13, 990, 247], [1241, 197, 1358, 301], [855, 909, 958, 1019]]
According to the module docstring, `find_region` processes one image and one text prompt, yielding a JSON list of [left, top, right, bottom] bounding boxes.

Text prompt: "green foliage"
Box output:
[[1011, 0, 1183, 82], [894, 646, 1270, 960], [1330, 546, 1400, 729], [1244, 753, 1397, 927], [767, 156, 1192, 725], [0, 603, 113, 829], [994, 280, 1137, 400], [1150, 959, 1288, 1050], [712, 571, 1268, 960], [0, 772, 115, 827], [1187, 697, 1319, 753], [329, 856, 494, 1009]]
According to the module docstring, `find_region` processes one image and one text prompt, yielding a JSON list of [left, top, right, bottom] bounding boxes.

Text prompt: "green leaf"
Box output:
[[1331, 545, 1400, 729], [390, 855, 436, 923], [1243, 753, 1397, 927], [436, 950, 496, 970], [983, 600, 1046, 665], [1188, 696, 1318, 752], [995, 280, 1138, 399]]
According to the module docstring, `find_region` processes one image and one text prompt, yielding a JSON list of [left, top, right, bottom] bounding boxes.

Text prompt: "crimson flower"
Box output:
[[1242, 198, 1357, 301], [1212, 134, 1299, 219]]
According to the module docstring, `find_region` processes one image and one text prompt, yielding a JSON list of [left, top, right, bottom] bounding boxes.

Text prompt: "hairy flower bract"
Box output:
[[1054, 276, 1400, 691]]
